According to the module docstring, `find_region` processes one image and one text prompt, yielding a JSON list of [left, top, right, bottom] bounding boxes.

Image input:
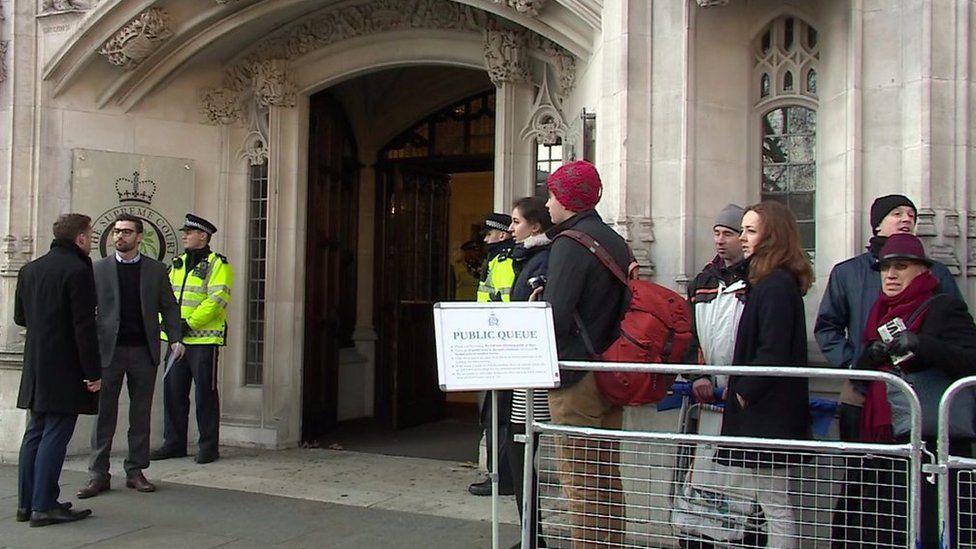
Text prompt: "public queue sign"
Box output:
[[433, 302, 560, 392]]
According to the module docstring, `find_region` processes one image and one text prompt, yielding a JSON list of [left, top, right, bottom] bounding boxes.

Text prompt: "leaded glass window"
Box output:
[[385, 91, 495, 160], [761, 106, 816, 259], [535, 141, 563, 193], [755, 15, 819, 260], [244, 161, 268, 386]]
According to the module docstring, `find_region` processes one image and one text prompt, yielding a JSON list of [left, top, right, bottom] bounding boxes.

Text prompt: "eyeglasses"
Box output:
[[112, 228, 136, 236]]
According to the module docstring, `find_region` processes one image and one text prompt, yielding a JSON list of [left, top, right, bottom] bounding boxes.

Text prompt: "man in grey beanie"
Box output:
[[683, 204, 748, 402]]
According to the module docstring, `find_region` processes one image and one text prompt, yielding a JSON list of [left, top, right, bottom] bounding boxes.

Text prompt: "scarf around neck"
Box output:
[[859, 270, 939, 442]]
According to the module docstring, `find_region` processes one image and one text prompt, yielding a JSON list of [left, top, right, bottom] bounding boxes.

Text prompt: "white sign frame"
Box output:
[[433, 301, 560, 392]]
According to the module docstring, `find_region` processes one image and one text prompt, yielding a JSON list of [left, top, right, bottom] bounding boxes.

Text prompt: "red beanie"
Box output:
[[546, 160, 602, 212]]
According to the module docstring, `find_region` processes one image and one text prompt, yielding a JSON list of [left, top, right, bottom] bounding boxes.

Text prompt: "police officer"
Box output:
[[476, 212, 515, 303], [470, 213, 516, 496], [151, 214, 234, 464]]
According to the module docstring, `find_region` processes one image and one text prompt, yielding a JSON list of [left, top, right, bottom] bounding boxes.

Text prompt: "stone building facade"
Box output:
[[0, 0, 973, 456]]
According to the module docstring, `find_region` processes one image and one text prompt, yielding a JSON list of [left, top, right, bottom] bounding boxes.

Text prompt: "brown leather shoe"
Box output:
[[125, 473, 156, 493], [76, 478, 110, 499]]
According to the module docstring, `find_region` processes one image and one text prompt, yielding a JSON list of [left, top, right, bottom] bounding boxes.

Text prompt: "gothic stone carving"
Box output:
[[915, 208, 938, 237], [99, 8, 173, 70], [530, 34, 576, 97], [225, 0, 485, 91], [484, 20, 530, 85], [39, 0, 90, 15], [491, 0, 546, 17], [1, 234, 33, 277], [200, 87, 241, 125], [613, 217, 656, 277], [520, 71, 566, 145], [251, 60, 296, 108], [917, 209, 961, 276]]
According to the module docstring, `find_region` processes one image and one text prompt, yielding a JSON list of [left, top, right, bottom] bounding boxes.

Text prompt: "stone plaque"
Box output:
[[71, 149, 194, 263]]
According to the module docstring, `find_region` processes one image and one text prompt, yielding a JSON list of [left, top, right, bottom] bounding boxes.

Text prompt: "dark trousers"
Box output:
[[481, 390, 514, 488], [89, 345, 157, 479], [508, 423, 546, 547], [162, 345, 220, 457], [18, 412, 78, 513]]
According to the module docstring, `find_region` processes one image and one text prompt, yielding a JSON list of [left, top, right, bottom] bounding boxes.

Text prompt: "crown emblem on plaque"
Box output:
[[115, 171, 156, 204], [488, 312, 500, 327]]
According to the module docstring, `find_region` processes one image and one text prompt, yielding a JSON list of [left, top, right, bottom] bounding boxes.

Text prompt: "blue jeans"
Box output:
[[18, 412, 78, 512]]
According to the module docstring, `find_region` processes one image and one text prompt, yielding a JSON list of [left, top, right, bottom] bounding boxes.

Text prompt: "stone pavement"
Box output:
[[0, 447, 521, 548]]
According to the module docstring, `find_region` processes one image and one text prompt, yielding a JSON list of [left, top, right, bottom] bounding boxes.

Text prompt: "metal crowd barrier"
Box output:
[[937, 376, 976, 548], [519, 363, 926, 548]]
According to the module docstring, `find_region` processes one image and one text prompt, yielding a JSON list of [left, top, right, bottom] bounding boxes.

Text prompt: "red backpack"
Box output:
[[558, 230, 693, 406]]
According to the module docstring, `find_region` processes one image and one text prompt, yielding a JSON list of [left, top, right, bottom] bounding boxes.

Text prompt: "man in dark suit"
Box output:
[[15, 213, 102, 527], [76, 214, 183, 498]]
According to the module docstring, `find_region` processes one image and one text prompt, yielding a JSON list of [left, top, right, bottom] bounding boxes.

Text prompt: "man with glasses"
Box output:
[[77, 214, 184, 498]]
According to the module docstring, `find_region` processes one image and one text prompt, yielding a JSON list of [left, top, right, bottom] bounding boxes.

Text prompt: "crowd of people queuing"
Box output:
[[12, 158, 976, 545], [470, 160, 976, 548]]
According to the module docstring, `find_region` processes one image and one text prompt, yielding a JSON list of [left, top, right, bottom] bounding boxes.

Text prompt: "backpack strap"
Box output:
[[557, 229, 630, 286]]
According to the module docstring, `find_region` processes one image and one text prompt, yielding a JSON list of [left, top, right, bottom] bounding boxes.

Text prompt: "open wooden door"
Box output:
[[374, 164, 451, 429], [302, 92, 359, 442]]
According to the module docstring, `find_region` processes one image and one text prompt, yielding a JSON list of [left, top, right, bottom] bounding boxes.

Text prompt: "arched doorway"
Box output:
[[303, 91, 361, 440], [374, 90, 496, 430], [301, 69, 496, 452]]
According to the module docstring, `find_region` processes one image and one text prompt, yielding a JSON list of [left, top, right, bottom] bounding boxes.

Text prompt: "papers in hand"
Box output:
[[163, 349, 178, 378]]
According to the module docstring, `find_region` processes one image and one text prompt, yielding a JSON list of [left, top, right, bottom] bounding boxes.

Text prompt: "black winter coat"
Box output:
[[15, 239, 101, 415], [721, 267, 811, 445], [509, 236, 550, 302], [545, 209, 630, 387]]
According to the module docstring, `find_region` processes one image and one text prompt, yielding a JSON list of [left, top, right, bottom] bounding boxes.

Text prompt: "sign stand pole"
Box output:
[[491, 389, 499, 549]]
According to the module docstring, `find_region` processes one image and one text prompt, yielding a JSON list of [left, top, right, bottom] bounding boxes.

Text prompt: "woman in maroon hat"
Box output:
[[855, 233, 976, 548]]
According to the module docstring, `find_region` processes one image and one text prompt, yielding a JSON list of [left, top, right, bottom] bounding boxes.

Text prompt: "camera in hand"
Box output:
[[877, 317, 915, 365], [528, 275, 547, 290]]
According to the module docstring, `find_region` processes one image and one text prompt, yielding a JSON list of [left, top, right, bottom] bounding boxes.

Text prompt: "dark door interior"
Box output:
[[374, 164, 451, 429], [302, 92, 359, 442]]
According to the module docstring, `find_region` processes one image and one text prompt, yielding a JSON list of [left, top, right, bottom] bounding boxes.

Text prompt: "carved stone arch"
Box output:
[[44, 0, 595, 111], [519, 71, 567, 145]]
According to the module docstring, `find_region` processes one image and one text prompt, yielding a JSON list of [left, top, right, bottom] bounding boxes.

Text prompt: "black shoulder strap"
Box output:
[[556, 229, 630, 286], [906, 293, 946, 326]]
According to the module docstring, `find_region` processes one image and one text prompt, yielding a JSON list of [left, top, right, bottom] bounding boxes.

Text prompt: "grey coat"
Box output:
[[93, 255, 182, 368]]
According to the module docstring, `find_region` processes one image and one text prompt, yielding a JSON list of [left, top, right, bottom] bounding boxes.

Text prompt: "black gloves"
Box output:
[[861, 340, 890, 368], [886, 331, 919, 357]]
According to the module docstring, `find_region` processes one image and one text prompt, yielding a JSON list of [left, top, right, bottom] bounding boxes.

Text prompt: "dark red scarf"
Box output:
[[859, 271, 939, 441]]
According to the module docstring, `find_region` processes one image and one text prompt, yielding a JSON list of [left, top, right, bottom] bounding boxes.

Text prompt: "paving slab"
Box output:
[[1, 450, 522, 549]]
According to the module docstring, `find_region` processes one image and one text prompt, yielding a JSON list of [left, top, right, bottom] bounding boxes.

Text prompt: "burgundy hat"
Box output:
[[873, 233, 932, 270], [546, 160, 602, 212]]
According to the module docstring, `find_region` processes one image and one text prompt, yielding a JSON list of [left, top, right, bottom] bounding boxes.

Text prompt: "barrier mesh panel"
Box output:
[[533, 432, 912, 548]]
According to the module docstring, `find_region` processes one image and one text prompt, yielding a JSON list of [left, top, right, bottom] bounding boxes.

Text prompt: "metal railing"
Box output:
[[937, 376, 976, 549], [519, 362, 926, 548]]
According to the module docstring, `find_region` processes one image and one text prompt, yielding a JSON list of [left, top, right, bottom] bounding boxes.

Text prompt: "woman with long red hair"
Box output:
[[718, 200, 813, 548]]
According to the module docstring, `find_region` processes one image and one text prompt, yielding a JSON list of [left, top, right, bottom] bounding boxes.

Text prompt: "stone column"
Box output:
[[0, 0, 43, 458], [595, 0, 656, 276], [485, 22, 535, 210]]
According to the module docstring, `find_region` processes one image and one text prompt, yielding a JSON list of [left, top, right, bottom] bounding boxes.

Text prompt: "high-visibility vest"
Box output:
[[162, 251, 234, 345], [476, 252, 515, 302]]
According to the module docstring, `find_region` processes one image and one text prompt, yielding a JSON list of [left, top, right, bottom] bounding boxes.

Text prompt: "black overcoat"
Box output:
[[719, 267, 811, 465], [15, 239, 101, 415]]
